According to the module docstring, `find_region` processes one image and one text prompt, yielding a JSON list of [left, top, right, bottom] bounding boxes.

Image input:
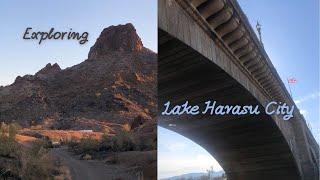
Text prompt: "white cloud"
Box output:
[[294, 92, 320, 104], [299, 109, 307, 116], [166, 142, 187, 151]]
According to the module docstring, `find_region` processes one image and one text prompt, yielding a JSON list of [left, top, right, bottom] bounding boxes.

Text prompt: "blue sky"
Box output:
[[0, 0, 157, 86], [158, 0, 319, 178]]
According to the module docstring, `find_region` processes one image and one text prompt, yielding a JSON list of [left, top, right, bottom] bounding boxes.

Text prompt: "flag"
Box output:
[[288, 78, 297, 84]]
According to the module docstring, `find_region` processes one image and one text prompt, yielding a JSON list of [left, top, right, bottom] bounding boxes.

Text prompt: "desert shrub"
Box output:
[[100, 130, 136, 152], [8, 123, 20, 140], [0, 123, 20, 158], [122, 123, 131, 132], [134, 135, 157, 151], [112, 130, 136, 151], [81, 154, 92, 160], [103, 127, 112, 135], [0, 139, 55, 180], [0, 137, 19, 158], [67, 139, 78, 150], [18, 139, 53, 179], [29, 140, 48, 156], [0, 122, 8, 134], [20, 151, 54, 180], [100, 133, 114, 151], [101, 129, 157, 152], [41, 137, 54, 149], [77, 137, 99, 154], [68, 129, 155, 159], [0, 123, 58, 180]]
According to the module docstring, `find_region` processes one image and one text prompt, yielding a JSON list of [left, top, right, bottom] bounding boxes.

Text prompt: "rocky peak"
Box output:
[[88, 23, 143, 59], [36, 63, 61, 77]]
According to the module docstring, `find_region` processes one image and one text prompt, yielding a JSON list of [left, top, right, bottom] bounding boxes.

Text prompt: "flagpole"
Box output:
[[287, 78, 293, 98]]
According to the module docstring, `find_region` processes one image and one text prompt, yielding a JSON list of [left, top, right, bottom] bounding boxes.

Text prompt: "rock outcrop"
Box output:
[[88, 23, 144, 59], [36, 63, 61, 76]]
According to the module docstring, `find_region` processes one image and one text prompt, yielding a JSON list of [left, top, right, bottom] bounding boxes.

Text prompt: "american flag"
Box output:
[[288, 78, 297, 84]]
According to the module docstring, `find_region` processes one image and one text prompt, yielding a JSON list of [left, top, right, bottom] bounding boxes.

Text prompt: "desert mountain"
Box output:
[[0, 23, 157, 131]]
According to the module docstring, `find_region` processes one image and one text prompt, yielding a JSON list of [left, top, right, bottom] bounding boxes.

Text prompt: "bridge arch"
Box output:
[[159, 30, 301, 179], [158, 0, 319, 179]]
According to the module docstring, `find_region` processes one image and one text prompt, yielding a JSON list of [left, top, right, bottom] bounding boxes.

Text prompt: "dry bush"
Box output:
[[67, 125, 155, 161], [100, 129, 156, 152], [113, 151, 157, 180], [133, 134, 157, 151], [122, 123, 131, 132], [0, 123, 60, 180], [53, 164, 72, 180], [100, 130, 136, 152], [78, 137, 99, 155], [0, 123, 21, 158], [114, 130, 136, 151], [20, 150, 54, 180], [0, 137, 19, 158], [67, 138, 78, 150]]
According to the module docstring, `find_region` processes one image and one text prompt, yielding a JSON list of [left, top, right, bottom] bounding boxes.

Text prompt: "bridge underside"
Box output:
[[158, 30, 301, 180]]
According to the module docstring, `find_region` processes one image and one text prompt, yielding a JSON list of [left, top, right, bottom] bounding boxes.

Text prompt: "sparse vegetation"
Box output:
[[0, 122, 69, 180], [67, 125, 156, 159], [101, 130, 136, 152], [134, 134, 157, 151], [77, 137, 100, 154]]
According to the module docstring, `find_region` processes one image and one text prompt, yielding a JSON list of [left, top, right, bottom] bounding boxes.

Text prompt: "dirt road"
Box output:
[[50, 147, 137, 180]]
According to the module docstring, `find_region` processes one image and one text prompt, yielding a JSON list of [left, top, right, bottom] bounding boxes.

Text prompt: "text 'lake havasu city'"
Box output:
[[161, 100, 295, 121]]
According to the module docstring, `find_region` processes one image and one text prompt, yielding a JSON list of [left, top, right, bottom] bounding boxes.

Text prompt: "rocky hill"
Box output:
[[0, 23, 157, 131]]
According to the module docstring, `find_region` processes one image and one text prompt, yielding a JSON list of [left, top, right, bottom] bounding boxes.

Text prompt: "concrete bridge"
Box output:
[[158, 0, 319, 179]]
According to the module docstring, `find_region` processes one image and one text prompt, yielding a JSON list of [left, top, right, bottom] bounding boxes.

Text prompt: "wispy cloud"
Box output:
[[294, 92, 320, 104], [166, 142, 186, 151]]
